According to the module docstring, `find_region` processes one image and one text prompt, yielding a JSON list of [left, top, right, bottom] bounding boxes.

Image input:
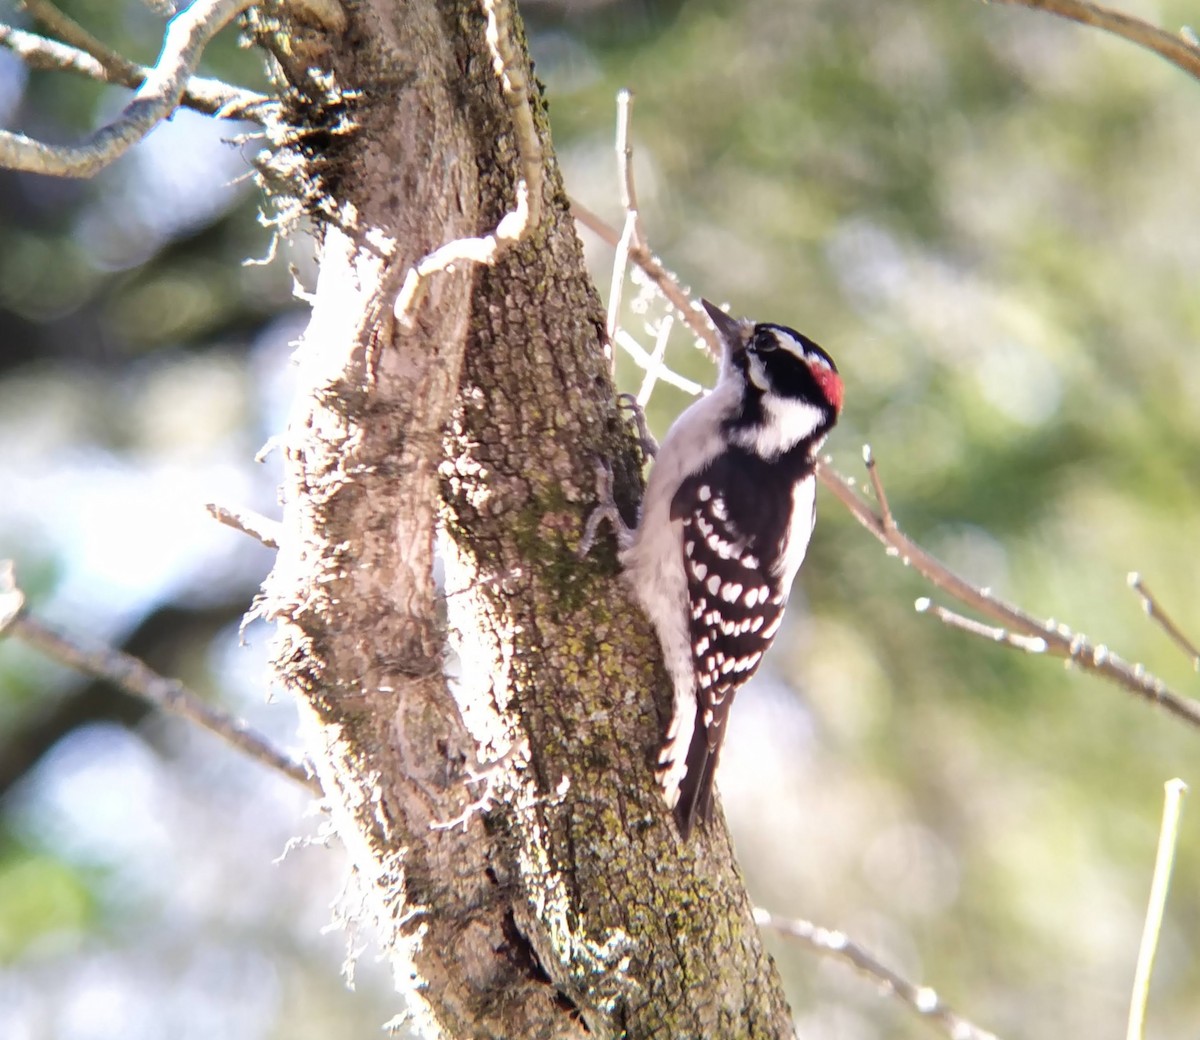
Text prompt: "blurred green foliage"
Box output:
[[1, 0, 1198, 1037], [0, 845, 94, 959]]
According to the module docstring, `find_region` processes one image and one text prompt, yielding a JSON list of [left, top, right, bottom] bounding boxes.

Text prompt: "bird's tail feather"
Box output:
[[673, 724, 722, 839]]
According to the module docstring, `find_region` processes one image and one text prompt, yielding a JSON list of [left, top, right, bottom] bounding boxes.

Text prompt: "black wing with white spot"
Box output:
[[667, 451, 801, 836]]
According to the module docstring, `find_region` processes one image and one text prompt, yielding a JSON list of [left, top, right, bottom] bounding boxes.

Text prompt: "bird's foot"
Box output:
[[617, 393, 659, 460], [578, 460, 633, 558]]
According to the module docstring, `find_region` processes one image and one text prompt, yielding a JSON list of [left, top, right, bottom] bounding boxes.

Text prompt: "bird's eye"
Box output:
[[752, 331, 777, 353]]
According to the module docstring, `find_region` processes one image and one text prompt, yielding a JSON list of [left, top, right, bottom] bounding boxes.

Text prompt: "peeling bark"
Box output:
[[258, 2, 796, 1037]]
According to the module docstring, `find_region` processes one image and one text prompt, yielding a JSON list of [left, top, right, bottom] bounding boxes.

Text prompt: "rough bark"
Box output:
[[258, 2, 795, 1037]]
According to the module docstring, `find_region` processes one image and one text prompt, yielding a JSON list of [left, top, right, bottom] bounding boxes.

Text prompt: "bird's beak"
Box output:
[[700, 298, 752, 379], [700, 299, 747, 348]]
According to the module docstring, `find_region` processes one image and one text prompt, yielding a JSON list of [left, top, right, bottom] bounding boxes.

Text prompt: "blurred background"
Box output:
[[1, 0, 1198, 1037]]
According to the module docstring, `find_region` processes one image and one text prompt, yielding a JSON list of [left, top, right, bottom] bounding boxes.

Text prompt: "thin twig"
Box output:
[[21, 0, 144, 83], [615, 89, 642, 236], [570, 198, 719, 361], [915, 598, 1050, 653], [394, 0, 542, 326], [569, 112, 709, 369], [1128, 572, 1200, 670], [990, 0, 1200, 83], [0, 562, 316, 792], [1127, 778, 1188, 1040], [606, 89, 645, 346], [862, 444, 895, 532], [14, 612, 317, 792], [606, 207, 637, 348], [429, 747, 521, 832], [392, 185, 530, 320], [0, 23, 267, 119], [755, 908, 1003, 1040], [0, 0, 260, 177], [484, 0, 542, 232], [817, 458, 1047, 639], [205, 501, 282, 549], [634, 316, 674, 407], [823, 452, 1200, 730], [612, 328, 703, 397]]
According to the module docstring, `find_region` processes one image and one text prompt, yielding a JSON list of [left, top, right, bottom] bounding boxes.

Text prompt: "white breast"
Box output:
[[774, 474, 817, 590]]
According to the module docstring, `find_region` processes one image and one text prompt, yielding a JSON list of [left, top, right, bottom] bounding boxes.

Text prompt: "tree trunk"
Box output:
[[257, 2, 795, 1036]]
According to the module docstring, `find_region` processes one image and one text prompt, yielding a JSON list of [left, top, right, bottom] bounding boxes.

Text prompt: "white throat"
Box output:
[[732, 395, 826, 459]]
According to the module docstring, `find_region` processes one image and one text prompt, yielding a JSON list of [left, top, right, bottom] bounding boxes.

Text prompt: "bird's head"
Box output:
[[701, 298, 843, 456]]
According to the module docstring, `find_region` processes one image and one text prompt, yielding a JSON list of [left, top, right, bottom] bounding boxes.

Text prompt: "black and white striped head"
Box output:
[[701, 299, 843, 457]]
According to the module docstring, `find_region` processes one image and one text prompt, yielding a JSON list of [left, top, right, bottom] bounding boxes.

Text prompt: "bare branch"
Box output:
[[484, 0, 541, 228], [0, 23, 268, 120], [990, 0, 1200, 82], [1127, 778, 1188, 1040], [1128, 572, 1200, 670], [862, 443, 896, 532], [915, 598, 1050, 653], [605, 88, 647, 345], [570, 198, 720, 360], [392, 182, 531, 320], [612, 327, 704, 398], [633, 316, 675, 407], [0, 0, 259, 177], [0, 562, 316, 792], [754, 908, 1003, 1040], [205, 501, 282, 549], [614, 89, 643, 233], [823, 452, 1200, 731], [394, 0, 543, 325], [21, 0, 146, 83], [817, 458, 1047, 639]]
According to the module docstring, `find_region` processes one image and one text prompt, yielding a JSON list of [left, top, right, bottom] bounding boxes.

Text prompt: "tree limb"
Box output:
[[0, 22, 268, 120], [605, 89, 646, 346], [21, 0, 159, 87], [988, 0, 1200, 82], [0, 0, 260, 177], [205, 501, 282, 549], [572, 198, 718, 360], [755, 908, 1003, 1040], [1127, 572, 1200, 670], [0, 562, 315, 792], [822, 453, 1200, 730], [392, 0, 544, 325]]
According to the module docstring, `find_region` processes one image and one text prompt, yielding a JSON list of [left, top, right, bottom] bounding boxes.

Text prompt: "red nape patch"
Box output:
[[814, 367, 844, 413]]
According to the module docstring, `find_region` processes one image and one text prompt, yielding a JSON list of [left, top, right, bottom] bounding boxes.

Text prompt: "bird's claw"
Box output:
[[578, 460, 632, 558], [617, 393, 659, 460]]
